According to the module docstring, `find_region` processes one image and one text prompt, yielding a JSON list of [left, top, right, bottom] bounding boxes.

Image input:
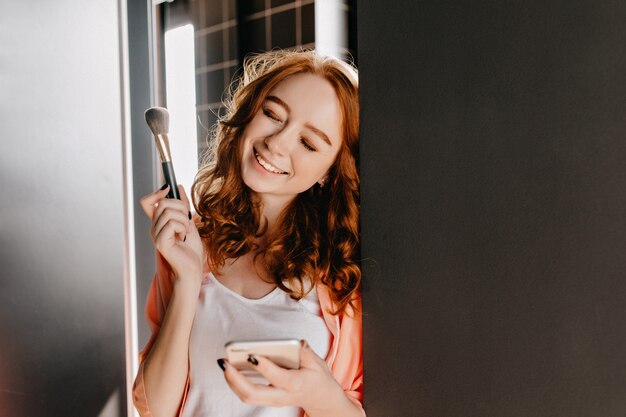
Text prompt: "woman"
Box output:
[[133, 50, 363, 417]]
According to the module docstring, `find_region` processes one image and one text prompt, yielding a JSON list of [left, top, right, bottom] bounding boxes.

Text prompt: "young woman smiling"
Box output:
[[133, 50, 363, 417]]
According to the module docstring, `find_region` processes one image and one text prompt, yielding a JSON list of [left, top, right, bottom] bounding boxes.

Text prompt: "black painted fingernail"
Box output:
[[160, 184, 168, 190], [217, 359, 226, 371], [188, 211, 192, 220], [247, 354, 258, 366]]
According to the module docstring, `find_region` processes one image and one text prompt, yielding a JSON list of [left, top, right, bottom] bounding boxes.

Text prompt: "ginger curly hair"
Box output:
[[191, 50, 360, 314]]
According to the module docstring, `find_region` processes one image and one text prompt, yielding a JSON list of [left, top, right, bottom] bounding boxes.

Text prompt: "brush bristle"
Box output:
[[144, 107, 170, 135]]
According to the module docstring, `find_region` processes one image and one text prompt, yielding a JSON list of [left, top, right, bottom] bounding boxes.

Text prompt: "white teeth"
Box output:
[[255, 151, 285, 174]]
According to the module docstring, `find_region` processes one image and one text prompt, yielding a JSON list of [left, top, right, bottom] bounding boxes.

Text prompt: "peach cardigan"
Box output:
[[133, 252, 364, 417]]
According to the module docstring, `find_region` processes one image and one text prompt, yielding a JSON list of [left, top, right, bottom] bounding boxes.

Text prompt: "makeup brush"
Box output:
[[145, 107, 180, 200]]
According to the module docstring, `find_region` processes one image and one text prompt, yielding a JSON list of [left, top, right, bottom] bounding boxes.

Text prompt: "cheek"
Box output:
[[302, 156, 335, 180], [237, 133, 248, 156], [245, 113, 273, 133]]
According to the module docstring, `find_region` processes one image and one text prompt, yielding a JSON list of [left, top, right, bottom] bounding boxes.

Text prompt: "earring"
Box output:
[[318, 178, 326, 188]]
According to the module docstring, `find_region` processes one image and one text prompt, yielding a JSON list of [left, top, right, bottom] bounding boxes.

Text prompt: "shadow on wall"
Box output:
[[0, 195, 126, 415]]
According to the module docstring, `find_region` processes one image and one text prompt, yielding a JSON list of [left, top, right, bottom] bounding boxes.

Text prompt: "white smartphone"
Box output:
[[224, 339, 301, 375]]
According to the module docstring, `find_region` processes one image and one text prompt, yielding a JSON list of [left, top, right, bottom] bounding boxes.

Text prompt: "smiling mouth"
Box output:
[[254, 148, 288, 174]]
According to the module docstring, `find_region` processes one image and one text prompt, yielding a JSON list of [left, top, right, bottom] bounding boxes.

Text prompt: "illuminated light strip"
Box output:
[[315, 0, 348, 59], [164, 24, 199, 195], [116, 0, 139, 416]]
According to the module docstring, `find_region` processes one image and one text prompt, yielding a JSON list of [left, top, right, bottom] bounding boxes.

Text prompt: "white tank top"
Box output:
[[182, 272, 332, 417]]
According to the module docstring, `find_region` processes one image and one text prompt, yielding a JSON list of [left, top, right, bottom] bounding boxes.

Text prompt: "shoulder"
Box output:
[[316, 283, 362, 321]]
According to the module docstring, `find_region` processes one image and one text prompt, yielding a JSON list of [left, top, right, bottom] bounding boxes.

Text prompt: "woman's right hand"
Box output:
[[140, 184, 204, 285]]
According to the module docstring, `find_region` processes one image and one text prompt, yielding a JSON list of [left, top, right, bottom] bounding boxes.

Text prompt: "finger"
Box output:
[[220, 360, 291, 407], [248, 355, 295, 389], [139, 185, 170, 219], [152, 195, 189, 217], [153, 220, 187, 248], [152, 207, 191, 239], [152, 198, 192, 233]]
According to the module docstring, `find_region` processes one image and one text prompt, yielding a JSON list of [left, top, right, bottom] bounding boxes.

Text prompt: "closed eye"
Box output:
[[263, 108, 282, 123], [300, 137, 317, 152]]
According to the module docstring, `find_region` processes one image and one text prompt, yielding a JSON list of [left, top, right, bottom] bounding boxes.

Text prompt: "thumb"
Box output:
[[299, 340, 326, 368]]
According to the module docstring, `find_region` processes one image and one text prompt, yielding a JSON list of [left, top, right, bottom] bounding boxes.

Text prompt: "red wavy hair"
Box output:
[[191, 50, 360, 314]]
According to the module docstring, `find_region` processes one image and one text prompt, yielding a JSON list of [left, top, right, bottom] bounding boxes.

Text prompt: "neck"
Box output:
[[252, 193, 294, 237]]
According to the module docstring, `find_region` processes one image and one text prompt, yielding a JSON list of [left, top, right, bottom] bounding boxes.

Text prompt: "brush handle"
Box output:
[[161, 161, 180, 200]]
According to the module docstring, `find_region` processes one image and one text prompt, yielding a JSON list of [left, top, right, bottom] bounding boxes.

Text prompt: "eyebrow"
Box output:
[[265, 95, 333, 146]]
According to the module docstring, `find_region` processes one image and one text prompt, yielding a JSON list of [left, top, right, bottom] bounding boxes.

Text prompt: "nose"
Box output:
[[264, 126, 294, 156]]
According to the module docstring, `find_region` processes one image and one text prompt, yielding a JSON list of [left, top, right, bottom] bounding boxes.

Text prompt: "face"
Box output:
[[239, 72, 343, 207]]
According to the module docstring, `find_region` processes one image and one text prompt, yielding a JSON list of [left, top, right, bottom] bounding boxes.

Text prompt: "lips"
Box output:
[[254, 148, 288, 174]]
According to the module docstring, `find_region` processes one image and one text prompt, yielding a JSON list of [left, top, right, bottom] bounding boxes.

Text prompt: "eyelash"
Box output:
[[263, 108, 282, 123], [263, 108, 317, 152], [300, 138, 316, 152]]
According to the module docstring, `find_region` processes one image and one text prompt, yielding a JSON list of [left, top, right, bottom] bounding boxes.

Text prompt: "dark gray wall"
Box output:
[[359, 1, 626, 416], [0, 1, 127, 416]]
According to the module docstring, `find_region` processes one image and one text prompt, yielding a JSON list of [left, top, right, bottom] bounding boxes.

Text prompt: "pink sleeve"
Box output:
[[132, 252, 189, 417], [334, 295, 365, 415], [132, 361, 153, 417], [316, 286, 365, 416]]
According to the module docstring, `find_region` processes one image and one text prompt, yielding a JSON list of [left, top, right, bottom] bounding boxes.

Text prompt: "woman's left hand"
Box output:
[[220, 341, 349, 415]]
